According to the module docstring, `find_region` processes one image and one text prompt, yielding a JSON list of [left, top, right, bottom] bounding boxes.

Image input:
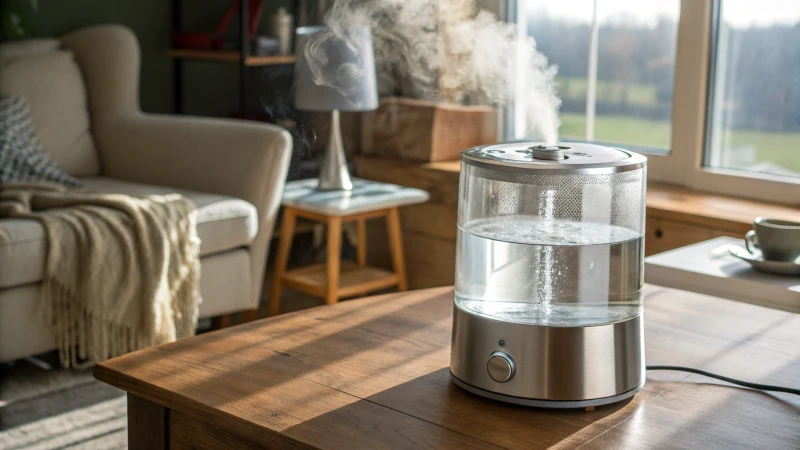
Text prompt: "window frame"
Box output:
[[508, 0, 800, 204], [655, 0, 800, 202]]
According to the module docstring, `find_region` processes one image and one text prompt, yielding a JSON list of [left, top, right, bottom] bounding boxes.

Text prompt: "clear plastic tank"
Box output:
[[455, 142, 647, 326]]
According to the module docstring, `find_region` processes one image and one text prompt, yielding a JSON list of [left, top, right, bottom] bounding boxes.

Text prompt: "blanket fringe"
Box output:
[[42, 278, 156, 369]]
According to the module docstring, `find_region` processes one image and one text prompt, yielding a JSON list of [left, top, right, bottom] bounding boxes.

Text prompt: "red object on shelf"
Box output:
[[248, 0, 265, 41], [172, 0, 265, 50]]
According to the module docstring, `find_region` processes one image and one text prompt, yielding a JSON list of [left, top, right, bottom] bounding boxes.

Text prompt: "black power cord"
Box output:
[[646, 365, 800, 396]]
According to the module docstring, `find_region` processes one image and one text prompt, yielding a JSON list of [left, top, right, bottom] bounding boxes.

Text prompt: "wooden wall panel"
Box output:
[[366, 221, 456, 290], [645, 217, 715, 256], [399, 202, 459, 241], [360, 97, 498, 162], [645, 218, 742, 256], [356, 157, 460, 206]]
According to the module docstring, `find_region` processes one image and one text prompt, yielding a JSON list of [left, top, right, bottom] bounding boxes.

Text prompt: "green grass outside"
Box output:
[[559, 112, 800, 173], [558, 77, 659, 106]]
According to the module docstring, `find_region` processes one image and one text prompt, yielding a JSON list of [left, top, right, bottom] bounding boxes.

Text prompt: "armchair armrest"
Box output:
[[96, 113, 292, 307], [63, 23, 292, 310], [96, 113, 292, 220]]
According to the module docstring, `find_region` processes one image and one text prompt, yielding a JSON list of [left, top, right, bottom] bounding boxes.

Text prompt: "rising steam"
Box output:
[[307, 0, 561, 143]]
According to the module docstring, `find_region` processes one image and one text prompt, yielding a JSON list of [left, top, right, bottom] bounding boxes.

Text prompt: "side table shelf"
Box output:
[[282, 262, 399, 299], [268, 178, 429, 316]]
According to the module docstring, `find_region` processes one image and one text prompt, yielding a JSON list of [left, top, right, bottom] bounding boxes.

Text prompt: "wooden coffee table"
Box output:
[[95, 286, 800, 449]]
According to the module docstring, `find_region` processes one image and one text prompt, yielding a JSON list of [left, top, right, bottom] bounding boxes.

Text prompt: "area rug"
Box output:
[[0, 357, 126, 449]]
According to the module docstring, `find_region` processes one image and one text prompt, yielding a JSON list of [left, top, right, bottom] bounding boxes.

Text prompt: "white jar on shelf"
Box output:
[[269, 7, 294, 55]]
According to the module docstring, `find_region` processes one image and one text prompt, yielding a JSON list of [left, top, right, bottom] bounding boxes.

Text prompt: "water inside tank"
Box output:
[[454, 216, 644, 326]]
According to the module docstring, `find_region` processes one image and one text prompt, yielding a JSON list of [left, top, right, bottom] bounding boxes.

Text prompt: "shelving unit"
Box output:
[[170, 0, 297, 114]]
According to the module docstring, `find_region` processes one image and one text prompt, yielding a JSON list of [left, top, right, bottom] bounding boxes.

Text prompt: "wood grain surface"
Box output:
[[96, 286, 800, 449], [126, 394, 167, 450], [360, 97, 498, 162], [282, 262, 398, 298]]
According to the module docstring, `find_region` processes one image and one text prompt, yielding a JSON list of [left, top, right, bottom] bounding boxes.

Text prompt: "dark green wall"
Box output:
[[29, 0, 294, 116]]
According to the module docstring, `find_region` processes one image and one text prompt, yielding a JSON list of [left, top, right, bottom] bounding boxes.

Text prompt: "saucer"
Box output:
[[729, 246, 800, 276]]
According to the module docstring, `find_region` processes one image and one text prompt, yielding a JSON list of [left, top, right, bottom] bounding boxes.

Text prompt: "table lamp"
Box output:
[[294, 25, 379, 191]]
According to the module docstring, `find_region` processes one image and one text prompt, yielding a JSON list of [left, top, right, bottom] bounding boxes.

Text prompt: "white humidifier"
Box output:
[[450, 142, 647, 408]]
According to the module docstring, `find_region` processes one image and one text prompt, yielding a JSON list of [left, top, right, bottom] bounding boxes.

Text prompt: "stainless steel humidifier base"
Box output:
[[450, 374, 643, 409], [449, 305, 645, 408]]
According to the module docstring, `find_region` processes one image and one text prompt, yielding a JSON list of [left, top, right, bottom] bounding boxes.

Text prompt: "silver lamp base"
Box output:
[[318, 109, 353, 191], [450, 303, 645, 408]]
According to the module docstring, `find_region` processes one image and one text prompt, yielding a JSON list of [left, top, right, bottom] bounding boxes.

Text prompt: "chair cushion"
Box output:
[[0, 249, 252, 362], [0, 44, 100, 176], [0, 177, 258, 289]]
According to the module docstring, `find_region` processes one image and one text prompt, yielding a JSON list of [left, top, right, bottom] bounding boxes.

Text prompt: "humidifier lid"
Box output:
[[462, 142, 646, 174]]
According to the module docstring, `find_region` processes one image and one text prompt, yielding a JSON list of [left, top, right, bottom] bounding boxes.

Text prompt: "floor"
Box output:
[[0, 355, 126, 449]]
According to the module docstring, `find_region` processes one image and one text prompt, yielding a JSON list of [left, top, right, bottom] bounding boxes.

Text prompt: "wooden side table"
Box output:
[[268, 178, 429, 316]]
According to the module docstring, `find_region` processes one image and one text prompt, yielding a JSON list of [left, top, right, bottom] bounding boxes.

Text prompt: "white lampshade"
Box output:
[[294, 25, 379, 112]]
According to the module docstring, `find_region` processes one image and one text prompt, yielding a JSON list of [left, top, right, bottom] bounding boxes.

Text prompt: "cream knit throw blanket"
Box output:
[[0, 183, 202, 368]]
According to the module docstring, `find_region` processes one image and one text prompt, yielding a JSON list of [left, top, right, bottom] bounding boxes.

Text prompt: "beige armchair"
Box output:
[[0, 25, 292, 362]]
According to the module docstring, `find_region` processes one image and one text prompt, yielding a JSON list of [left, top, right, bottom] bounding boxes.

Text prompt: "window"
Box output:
[[516, 0, 680, 152], [509, 0, 800, 202], [706, 0, 800, 178]]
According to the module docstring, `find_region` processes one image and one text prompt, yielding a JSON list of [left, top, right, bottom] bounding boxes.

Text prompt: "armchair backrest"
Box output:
[[0, 25, 141, 177], [0, 38, 100, 176], [61, 25, 141, 121]]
